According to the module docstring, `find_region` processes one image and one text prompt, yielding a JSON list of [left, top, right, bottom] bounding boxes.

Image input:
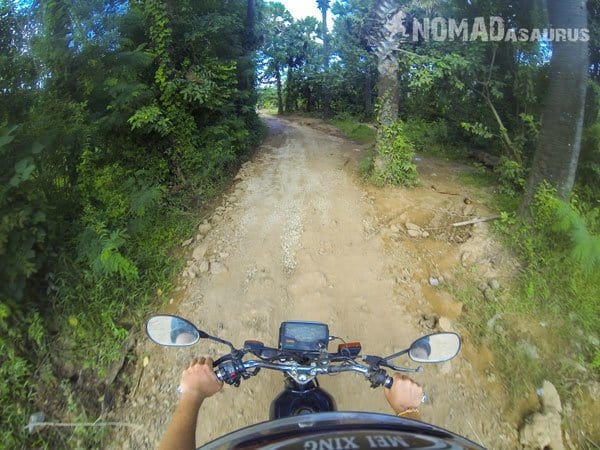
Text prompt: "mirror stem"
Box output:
[[209, 335, 236, 350], [383, 348, 409, 361]]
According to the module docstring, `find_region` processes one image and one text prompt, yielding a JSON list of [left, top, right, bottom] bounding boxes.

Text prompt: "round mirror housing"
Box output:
[[409, 332, 461, 363], [146, 315, 201, 347]]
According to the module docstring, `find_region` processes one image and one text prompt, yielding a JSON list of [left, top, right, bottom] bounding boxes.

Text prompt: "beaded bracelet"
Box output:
[[397, 408, 419, 417]]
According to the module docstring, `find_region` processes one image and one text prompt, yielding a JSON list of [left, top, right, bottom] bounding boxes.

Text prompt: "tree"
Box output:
[[283, 17, 320, 113], [331, 0, 377, 118], [260, 2, 293, 114], [238, 0, 259, 116], [522, 0, 589, 207], [371, 0, 405, 126], [317, 0, 332, 118]]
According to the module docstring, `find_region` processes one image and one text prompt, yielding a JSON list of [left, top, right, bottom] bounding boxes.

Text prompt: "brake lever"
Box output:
[[363, 355, 385, 366], [363, 355, 422, 373], [384, 361, 424, 373]]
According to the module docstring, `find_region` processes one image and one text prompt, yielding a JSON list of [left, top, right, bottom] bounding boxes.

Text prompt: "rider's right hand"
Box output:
[[383, 373, 423, 414], [179, 357, 223, 402]]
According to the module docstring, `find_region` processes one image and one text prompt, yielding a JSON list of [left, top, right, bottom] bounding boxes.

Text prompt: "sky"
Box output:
[[269, 0, 334, 28], [274, 0, 321, 20]]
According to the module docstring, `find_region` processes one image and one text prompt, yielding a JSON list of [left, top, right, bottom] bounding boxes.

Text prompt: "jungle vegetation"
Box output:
[[1, 0, 598, 447]]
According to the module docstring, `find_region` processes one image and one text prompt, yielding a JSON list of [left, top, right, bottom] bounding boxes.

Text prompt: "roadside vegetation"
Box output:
[[1, 1, 263, 447], [330, 116, 376, 143], [2, 0, 600, 448]]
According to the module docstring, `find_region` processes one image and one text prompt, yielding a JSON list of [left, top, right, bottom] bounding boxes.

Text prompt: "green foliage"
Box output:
[[358, 148, 376, 179], [493, 185, 600, 339], [457, 164, 495, 188], [495, 157, 526, 196], [79, 227, 139, 281], [403, 118, 468, 159], [0, 0, 263, 446], [460, 121, 494, 140], [454, 186, 599, 427], [533, 187, 600, 270], [128, 104, 172, 135], [372, 121, 419, 187], [0, 125, 48, 304], [330, 116, 376, 143], [56, 208, 194, 372], [0, 336, 33, 447], [579, 118, 600, 204], [257, 86, 279, 111], [592, 348, 600, 370]]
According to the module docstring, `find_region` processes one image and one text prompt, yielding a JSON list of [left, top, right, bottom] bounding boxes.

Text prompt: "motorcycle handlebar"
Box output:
[[215, 358, 380, 384], [212, 358, 427, 403]]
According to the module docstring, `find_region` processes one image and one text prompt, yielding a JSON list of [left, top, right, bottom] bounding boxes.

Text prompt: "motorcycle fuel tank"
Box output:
[[270, 379, 336, 420]]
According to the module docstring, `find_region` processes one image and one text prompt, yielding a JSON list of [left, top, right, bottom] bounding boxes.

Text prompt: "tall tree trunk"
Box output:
[[306, 83, 314, 112], [318, 0, 331, 119], [521, 0, 589, 209], [285, 62, 294, 113], [372, 4, 405, 127], [364, 68, 373, 118], [377, 56, 400, 127], [275, 66, 283, 115]]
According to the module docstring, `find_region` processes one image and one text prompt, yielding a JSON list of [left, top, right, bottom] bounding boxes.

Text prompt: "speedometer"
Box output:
[[278, 321, 329, 353]]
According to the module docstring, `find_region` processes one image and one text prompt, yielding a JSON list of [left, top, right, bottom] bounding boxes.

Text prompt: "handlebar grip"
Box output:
[[384, 376, 394, 389], [383, 376, 428, 404]]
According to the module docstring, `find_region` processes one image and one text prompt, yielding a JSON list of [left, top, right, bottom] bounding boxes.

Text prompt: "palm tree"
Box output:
[[372, 0, 406, 126]]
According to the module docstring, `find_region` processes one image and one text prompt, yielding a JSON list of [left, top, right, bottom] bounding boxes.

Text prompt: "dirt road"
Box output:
[[110, 116, 518, 449]]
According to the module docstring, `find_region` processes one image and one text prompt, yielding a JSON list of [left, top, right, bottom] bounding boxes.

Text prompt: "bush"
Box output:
[[495, 157, 526, 197], [330, 115, 376, 143], [498, 184, 600, 336], [402, 118, 469, 159], [579, 121, 600, 203], [372, 121, 418, 187]]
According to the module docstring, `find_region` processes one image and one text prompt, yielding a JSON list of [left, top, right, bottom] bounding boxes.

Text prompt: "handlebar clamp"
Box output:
[[368, 368, 389, 388], [215, 358, 247, 386]]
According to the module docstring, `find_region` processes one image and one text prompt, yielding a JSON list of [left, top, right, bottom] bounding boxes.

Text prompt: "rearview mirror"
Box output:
[[409, 332, 461, 363], [146, 315, 201, 347]]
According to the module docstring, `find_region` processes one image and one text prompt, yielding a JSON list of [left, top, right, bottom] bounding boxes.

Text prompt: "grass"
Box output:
[[452, 264, 599, 447], [456, 164, 495, 188], [330, 117, 376, 143], [446, 190, 600, 448]]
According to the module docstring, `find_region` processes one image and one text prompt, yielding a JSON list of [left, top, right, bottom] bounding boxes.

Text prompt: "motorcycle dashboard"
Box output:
[[279, 321, 329, 353]]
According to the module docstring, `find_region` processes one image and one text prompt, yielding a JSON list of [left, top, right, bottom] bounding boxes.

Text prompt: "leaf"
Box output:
[[0, 134, 15, 147], [31, 142, 44, 154], [9, 157, 36, 186], [142, 356, 149, 367]]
